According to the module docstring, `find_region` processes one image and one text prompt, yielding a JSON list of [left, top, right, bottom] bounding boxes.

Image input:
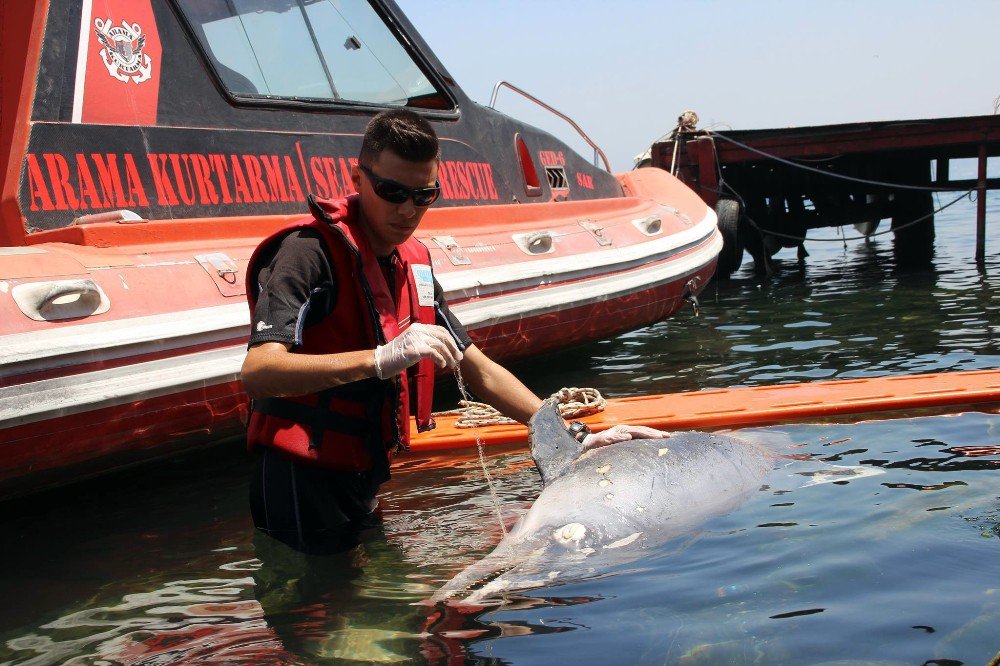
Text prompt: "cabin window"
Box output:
[[174, 0, 450, 109]]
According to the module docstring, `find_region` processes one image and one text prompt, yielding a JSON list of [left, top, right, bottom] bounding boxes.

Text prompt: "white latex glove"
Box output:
[[373, 323, 463, 379], [582, 424, 671, 450]]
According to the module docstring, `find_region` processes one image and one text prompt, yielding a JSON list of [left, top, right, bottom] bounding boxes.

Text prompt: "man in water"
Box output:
[[241, 109, 661, 554]]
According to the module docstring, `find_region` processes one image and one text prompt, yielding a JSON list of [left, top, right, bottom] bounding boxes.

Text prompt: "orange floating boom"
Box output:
[[409, 369, 1000, 452]]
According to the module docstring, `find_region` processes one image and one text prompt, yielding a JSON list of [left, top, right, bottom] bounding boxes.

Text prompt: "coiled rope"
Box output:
[[433, 386, 606, 428]]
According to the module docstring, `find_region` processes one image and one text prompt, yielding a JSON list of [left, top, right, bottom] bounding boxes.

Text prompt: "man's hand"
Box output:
[[374, 323, 463, 379], [582, 424, 671, 450]]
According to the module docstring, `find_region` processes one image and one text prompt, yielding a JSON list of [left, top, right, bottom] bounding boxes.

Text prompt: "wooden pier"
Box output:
[[650, 114, 1000, 277]]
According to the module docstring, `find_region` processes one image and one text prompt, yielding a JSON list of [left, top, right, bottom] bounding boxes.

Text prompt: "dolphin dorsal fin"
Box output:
[[528, 397, 585, 485]]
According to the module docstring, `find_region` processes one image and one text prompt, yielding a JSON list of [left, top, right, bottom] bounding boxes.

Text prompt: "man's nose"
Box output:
[[398, 197, 417, 218]]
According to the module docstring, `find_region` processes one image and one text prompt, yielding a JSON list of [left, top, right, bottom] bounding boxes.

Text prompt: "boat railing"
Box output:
[[488, 80, 612, 172]]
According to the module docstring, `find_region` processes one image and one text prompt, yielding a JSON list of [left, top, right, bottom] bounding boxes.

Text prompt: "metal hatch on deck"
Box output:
[[195, 253, 245, 297], [431, 236, 472, 266]]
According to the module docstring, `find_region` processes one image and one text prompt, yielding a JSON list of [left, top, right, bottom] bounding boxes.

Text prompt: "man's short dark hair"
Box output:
[[359, 109, 439, 165]]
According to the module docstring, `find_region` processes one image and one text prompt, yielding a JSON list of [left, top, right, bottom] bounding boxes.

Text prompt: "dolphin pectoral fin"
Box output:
[[528, 397, 585, 486], [797, 463, 885, 487], [768, 460, 885, 493]]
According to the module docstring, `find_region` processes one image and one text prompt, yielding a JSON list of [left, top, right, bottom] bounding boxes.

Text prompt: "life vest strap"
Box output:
[[253, 397, 370, 448], [317, 378, 383, 401]]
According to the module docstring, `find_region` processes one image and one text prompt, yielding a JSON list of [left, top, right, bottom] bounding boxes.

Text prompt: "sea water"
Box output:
[[1, 186, 998, 664]]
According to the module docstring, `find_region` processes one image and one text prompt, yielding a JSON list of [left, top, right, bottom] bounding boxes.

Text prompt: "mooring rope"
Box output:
[[729, 188, 976, 244], [667, 111, 700, 176], [690, 126, 978, 246], [707, 130, 970, 192]]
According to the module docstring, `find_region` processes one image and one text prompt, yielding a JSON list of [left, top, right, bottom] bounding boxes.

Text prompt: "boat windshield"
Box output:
[[174, 0, 450, 109]]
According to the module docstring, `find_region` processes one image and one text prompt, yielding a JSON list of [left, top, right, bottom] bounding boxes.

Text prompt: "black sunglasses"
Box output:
[[359, 164, 441, 207]]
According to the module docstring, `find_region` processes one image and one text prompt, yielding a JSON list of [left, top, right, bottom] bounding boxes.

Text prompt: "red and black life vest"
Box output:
[[244, 194, 437, 478]]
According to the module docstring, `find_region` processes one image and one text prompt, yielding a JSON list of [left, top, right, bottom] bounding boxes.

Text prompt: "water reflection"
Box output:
[[2, 413, 998, 664], [2, 575, 288, 665], [250, 528, 433, 663], [1, 535, 595, 665], [250, 509, 600, 663], [862, 435, 1000, 474], [421, 595, 595, 664]]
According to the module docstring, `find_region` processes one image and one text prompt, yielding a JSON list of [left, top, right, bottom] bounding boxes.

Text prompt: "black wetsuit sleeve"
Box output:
[[248, 229, 336, 349], [433, 277, 473, 350]]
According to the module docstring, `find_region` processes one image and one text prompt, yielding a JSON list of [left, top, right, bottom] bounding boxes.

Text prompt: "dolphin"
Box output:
[[433, 398, 775, 603]]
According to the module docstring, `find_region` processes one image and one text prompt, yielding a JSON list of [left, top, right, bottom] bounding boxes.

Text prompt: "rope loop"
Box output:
[[552, 386, 607, 419]]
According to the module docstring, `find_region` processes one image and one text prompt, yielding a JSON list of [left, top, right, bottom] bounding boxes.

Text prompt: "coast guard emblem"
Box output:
[[94, 18, 153, 84]]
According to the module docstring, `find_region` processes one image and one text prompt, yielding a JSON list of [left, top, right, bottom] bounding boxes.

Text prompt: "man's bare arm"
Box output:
[[457, 344, 543, 424], [241, 342, 376, 399], [242, 322, 463, 400]]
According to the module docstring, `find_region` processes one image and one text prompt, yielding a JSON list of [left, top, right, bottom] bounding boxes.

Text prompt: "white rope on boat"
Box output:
[[433, 386, 606, 428]]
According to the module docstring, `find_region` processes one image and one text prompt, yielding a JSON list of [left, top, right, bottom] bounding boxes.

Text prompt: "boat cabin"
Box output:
[[1, 0, 621, 245]]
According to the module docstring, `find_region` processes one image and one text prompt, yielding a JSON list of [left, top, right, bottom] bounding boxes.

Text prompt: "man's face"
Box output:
[[351, 150, 438, 257]]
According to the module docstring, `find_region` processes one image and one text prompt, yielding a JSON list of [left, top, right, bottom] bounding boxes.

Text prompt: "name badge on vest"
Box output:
[[411, 264, 435, 307]]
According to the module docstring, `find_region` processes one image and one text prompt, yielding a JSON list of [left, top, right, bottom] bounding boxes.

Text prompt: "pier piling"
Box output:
[[978, 141, 988, 264]]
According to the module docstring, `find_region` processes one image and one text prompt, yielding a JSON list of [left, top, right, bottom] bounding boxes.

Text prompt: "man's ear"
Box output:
[[350, 163, 361, 193]]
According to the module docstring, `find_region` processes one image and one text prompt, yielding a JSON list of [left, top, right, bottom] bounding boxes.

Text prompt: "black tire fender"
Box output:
[[714, 198, 744, 278]]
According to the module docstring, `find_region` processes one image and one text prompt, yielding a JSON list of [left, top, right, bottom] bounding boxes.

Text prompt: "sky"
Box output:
[[396, 1, 1000, 172]]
